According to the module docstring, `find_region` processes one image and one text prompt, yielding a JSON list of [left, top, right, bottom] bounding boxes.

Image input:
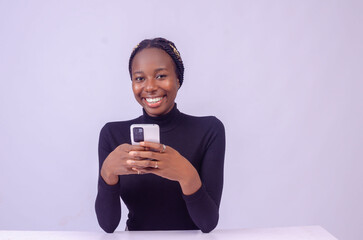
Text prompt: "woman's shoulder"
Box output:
[[180, 112, 225, 131], [100, 116, 143, 134]]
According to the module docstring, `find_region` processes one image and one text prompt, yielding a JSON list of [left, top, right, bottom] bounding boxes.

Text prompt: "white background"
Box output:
[[0, 1, 362, 240]]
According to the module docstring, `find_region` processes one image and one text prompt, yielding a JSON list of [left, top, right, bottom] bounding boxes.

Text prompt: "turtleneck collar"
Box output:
[[141, 103, 182, 132]]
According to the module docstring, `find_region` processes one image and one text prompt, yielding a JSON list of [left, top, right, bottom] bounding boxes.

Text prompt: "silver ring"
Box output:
[[154, 162, 158, 169], [161, 144, 166, 153]]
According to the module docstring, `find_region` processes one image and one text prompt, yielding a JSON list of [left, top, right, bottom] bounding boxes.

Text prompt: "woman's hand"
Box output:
[[126, 141, 202, 195], [100, 143, 146, 185]]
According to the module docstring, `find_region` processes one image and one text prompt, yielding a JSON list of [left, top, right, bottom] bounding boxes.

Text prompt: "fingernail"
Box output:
[[127, 160, 135, 164], [140, 142, 145, 146]]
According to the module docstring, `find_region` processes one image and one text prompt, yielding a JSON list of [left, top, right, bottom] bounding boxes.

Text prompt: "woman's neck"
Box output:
[[141, 103, 181, 132]]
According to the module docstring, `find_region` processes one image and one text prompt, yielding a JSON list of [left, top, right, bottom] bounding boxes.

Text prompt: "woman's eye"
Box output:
[[156, 75, 166, 79], [134, 77, 144, 82]]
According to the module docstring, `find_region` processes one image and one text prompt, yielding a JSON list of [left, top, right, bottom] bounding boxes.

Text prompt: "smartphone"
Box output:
[[130, 124, 160, 145]]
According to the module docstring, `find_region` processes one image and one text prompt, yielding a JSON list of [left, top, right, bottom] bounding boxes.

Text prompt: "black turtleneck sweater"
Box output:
[[95, 104, 225, 233]]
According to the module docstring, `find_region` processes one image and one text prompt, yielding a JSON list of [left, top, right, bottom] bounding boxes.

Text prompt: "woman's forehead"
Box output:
[[132, 48, 175, 73]]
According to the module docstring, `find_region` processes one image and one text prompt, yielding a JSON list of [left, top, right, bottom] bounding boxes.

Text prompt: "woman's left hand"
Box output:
[[127, 141, 202, 195]]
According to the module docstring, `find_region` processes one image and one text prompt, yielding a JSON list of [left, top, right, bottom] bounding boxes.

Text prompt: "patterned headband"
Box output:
[[169, 43, 181, 61]]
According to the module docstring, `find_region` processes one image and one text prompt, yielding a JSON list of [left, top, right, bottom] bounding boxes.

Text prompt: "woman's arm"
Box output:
[[182, 118, 225, 233], [95, 124, 147, 232], [95, 124, 121, 233]]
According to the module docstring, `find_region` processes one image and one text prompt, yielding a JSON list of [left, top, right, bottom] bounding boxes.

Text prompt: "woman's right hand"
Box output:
[[100, 143, 146, 185]]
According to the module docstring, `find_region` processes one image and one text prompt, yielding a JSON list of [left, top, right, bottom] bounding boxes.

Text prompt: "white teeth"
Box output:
[[145, 97, 163, 103]]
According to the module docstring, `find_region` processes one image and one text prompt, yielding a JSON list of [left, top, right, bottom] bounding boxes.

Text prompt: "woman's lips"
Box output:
[[143, 96, 165, 108]]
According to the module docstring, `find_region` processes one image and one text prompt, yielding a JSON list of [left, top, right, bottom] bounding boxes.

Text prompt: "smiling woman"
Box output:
[[131, 47, 179, 117], [95, 38, 226, 233]]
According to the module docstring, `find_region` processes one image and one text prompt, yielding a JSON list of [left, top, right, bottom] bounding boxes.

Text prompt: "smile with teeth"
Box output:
[[145, 96, 164, 103]]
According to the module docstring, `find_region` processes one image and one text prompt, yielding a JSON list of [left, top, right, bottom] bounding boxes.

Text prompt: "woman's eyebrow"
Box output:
[[154, 68, 167, 73], [133, 70, 144, 75]]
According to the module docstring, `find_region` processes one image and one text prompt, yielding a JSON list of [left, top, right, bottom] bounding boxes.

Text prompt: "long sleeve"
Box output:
[[95, 124, 122, 233], [95, 106, 226, 232], [182, 118, 226, 233]]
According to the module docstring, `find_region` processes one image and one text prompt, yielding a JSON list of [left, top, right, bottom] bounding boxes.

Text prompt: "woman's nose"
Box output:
[[144, 78, 157, 92]]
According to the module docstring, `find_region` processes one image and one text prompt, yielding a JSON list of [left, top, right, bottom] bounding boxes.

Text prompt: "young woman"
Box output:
[[95, 38, 225, 233]]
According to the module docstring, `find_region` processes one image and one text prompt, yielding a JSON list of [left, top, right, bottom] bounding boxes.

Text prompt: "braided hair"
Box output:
[[128, 37, 185, 87]]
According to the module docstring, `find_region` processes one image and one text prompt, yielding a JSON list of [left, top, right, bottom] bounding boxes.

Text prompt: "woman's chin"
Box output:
[[143, 102, 175, 117], [144, 106, 164, 117]]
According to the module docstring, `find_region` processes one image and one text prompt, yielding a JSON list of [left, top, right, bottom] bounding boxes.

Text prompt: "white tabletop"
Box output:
[[0, 225, 337, 240]]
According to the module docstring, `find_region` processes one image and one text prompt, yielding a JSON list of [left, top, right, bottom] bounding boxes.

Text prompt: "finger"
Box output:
[[134, 168, 157, 175], [128, 150, 163, 160], [127, 151, 145, 160], [140, 141, 166, 152], [137, 167, 159, 175], [131, 167, 161, 175], [126, 159, 159, 169], [119, 144, 147, 152], [129, 156, 144, 160], [113, 166, 139, 176], [126, 145, 148, 152]]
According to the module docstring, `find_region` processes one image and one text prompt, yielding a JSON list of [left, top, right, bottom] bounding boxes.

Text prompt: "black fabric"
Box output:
[[95, 104, 225, 233]]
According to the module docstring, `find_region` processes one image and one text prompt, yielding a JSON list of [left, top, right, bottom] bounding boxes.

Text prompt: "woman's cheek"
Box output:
[[132, 83, 142, 95]]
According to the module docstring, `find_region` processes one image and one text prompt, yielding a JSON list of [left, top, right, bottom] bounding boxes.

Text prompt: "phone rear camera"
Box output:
[[133, 127, 144, 142]]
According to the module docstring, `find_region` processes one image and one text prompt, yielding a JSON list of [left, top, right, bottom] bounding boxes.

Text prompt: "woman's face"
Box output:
[[131, 47, 179, 117]]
